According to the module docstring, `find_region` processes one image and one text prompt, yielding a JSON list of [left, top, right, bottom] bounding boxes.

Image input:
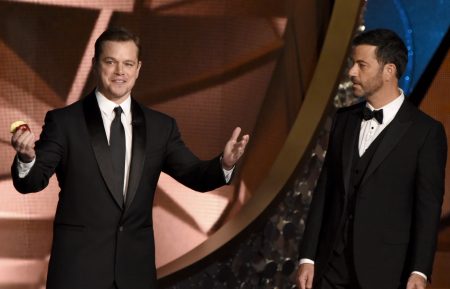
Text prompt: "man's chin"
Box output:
[[351, 90, 363, 98], [101, 91, 130, 102], [110, 88, 130, 97]]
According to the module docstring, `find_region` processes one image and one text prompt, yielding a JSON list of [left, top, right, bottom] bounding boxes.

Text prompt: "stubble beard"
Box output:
[[352, 72, 384, 100]]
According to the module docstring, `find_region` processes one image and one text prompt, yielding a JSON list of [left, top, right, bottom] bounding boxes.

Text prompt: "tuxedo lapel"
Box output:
[[124, 99, 146, 210], [341, 107, 362, 196], [360, 101, 414, 187], [83, 92, 124, 209]]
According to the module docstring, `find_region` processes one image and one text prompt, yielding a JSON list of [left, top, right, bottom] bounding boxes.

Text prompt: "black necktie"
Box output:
[[110, 106, 125, 203], [362, 107, 383, 124]]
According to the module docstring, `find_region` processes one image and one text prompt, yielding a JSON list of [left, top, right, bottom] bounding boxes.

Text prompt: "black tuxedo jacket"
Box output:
[[11, 92, 229, 289], [300, 100, 447, 289]]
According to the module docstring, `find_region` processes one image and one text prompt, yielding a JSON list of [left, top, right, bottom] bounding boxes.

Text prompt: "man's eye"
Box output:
[[125, 63, 134, 67]]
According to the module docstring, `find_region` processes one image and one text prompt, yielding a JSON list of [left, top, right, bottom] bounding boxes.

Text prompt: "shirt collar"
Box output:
[[95, 89, 132, 121], [366, 89, 405, 124]]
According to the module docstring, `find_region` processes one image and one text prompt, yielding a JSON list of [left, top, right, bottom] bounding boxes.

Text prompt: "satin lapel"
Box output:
[[83, 93, 124, 209], [341, 109, 362, 196], [360, 101, 414, 187], [124, 99, 146, 210]]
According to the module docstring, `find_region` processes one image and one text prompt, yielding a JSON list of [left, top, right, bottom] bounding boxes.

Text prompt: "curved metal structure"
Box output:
[[158, 0, 364, 279]]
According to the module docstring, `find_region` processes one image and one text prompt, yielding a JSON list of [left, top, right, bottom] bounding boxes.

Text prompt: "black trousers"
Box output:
[[317, 246, 361, 289], [317, 217, 361, 289]]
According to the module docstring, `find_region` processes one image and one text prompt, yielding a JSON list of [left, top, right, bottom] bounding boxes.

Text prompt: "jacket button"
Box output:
[[119, 226, 124, 232]]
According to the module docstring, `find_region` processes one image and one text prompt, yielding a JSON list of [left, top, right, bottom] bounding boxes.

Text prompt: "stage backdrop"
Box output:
[[0, 0, 331, 287], [1, 0, 448, 288]]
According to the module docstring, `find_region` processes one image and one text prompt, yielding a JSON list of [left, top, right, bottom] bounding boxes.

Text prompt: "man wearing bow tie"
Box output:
[[296, 29, 447, 289], [10, 27, 249, 289]]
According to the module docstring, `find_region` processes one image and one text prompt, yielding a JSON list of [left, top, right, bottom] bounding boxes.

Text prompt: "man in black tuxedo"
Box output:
[[10, 27, 249, 289], [296, 29, 447, 289]]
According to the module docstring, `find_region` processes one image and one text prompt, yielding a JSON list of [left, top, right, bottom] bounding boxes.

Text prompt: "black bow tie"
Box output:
[[362, 107, 383, 124]]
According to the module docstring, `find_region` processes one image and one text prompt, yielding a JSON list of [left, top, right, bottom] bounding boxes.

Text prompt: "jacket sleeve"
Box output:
[[162, 118, 228, 192], [11, 111, 65, 193], [411, 121, 447, 277], [299, 114, 337, 260]]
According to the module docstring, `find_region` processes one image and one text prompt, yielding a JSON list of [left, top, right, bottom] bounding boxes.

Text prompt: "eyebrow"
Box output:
[[353, 59, 369, 65], [102, 57, 137, 64]]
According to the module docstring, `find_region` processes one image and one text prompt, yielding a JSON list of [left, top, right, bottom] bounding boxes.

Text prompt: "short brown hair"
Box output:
[[352, 29, 408, 79], [94, 27, 141, 62]]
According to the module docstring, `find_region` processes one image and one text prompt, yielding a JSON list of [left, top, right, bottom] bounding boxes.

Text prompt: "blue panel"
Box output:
[[364, 0, 449, 94]]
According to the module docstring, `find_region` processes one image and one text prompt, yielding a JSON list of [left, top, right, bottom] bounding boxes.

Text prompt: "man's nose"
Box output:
[[115, 63, 124, 74], [348, 64, 357, 77]]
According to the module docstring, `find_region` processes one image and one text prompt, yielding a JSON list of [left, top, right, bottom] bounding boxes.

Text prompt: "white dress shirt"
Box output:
[[358, 90, 404, 156], [300, 90, 427, 280]]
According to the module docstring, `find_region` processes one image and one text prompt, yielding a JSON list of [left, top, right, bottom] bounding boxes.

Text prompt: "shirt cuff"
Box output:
[[222, 167, 234, 183], [299, 258, 315, 265], [411, 271, 427, 281], [17, 157, 36, 178], [220, 155, 234, 183]]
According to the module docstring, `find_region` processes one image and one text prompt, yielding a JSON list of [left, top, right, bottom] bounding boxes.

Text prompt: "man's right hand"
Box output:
[[296, 263, 314, 289], [11, 128, 36, 163]]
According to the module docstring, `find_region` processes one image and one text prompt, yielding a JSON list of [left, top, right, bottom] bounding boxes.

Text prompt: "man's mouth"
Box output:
[[350, 77, 360, 85]]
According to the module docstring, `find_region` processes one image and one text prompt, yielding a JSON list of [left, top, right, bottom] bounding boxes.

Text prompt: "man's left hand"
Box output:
[[222, 127, 249, 170], [406, 273, 427, 289]]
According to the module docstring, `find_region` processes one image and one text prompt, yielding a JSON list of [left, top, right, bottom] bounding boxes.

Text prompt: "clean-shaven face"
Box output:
[[348, 44, 384, 98], [94, 40, 141, 104]]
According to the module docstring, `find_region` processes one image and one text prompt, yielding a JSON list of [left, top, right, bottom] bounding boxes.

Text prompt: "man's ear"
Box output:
[[384, 63, 397, 80], [136, 61, 142, 78]]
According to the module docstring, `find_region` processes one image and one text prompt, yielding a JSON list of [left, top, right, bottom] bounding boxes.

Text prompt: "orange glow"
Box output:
[[0, 0, 285, 287]]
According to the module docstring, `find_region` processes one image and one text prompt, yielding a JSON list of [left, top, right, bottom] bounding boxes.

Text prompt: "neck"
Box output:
[[111, 97, 129, 105], [96, 88, 130, 105], [366, 86, 400, 109]]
